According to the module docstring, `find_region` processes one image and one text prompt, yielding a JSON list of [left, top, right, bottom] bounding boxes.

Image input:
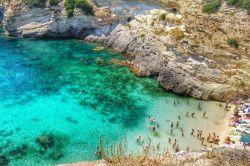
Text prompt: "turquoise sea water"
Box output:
[[0, 32, 226, 166]]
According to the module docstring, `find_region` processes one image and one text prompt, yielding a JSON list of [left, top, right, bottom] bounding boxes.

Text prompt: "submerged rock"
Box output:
[[49, 151, 63, 160], [0, 155, 9, 166], [66, 117, 78, 124], [35, 134, 55, 150], [9, 144, 28, 158]]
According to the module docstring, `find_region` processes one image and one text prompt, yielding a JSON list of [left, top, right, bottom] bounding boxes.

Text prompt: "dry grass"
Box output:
[[96, 135, 250, 166], [170, 28, 185, 40]]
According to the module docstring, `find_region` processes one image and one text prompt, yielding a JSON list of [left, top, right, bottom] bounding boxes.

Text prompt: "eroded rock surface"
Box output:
[[86, 5, 250, 101], [3, 0, 120, 37], [2, 0, 250, 101]]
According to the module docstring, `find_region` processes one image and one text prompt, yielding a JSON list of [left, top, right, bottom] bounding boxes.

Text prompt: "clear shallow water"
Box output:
[[0, 33, 227, 166]]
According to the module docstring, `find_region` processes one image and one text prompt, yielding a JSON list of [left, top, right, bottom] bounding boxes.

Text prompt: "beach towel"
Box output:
[[240, 135, 250, 144]]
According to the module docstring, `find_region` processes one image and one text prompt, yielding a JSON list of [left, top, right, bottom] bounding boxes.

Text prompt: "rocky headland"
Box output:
[[1, 0, 250, 101]]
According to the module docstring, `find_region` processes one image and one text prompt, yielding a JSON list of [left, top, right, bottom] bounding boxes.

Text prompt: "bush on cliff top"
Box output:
[[64, 0, 94, 17], [49, 0, 59, 6], [22, 0, 46, 7], [227, 38, 239, 48], [65, 0, 75, 17], [202, 0, 221, 13], [75, 0, 94, 15], [227, 0, 250, 14]]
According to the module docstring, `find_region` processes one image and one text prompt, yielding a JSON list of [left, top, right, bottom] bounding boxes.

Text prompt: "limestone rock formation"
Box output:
[[2, 0, 250, 101], [3, 0, 120, 37], [85, 6, 250, 101]]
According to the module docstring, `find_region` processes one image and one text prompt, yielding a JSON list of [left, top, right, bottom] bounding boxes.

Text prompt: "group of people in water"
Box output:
[[134, 100, 224, 153]]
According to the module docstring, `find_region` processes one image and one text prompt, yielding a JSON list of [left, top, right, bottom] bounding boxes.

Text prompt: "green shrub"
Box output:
[[49, 0, 58, 6], [140, 33, 145, 41], [227, 38, 239, 48], [159, 13, 166, 21], [65, 0, 75, 17], [125, 23, 132, 29], [202, 0, 221, 13], [75, 0, 94, 15], [22, 0, 47, 7], [227, 0, 250, 14], [64, 0, 94, 17]]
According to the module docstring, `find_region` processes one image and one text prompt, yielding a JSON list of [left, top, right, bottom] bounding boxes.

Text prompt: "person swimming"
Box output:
[[171, 122, 174, 128], [191, 113, 196, 118], [198, 103, 202, 110], [168, 137, 171, 144], [136, 135, 142, 142], [207, 133, 211, 142], [157, 143, 160, 150], [175, 145, 180, 152], [203, 111, 206, 118], [176, 121, 179, 128], [148, 116, 155, 122], [191, 129, 195, 135], [95, 146, 101, 157]]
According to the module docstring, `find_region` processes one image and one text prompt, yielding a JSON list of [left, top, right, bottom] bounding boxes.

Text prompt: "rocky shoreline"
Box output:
[[1, 0, 250, 102]]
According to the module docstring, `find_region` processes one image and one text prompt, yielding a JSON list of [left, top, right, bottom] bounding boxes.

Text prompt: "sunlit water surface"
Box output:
[[0, 32, 226, 166]]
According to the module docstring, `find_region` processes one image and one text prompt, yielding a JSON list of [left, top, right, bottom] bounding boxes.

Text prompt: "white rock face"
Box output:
[[3, 6, 118, 38]]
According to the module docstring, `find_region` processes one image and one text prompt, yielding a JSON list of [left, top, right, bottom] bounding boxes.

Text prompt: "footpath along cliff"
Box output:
[[1, 0, 250, 101]]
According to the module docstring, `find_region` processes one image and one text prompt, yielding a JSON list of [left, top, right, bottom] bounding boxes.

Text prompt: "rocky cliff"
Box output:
[[2, 0, 250, 101], [0, 4, 3, 22], [2, 0, 122, 37], [85, 0, 250, 101]]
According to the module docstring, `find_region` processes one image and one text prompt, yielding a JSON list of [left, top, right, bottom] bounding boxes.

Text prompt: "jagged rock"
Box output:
[[2, 0, 120, 38]]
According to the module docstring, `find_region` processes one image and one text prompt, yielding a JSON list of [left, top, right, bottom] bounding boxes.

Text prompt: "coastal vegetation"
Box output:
[[202, 0, 250, 14], [75, 0, 94, 15], [170, 27, 185, 40], [49, 0, 58, 6], [22, 0, 46, 7], [159, 13, 166, 21], [65, 0, 75, 17], [97, 136, 250, 166], [227, 37, 239, 48], [65, 0, 94, 17], [227, 0, 250, 14], [202, 0, 221, 13], [21, 0, 93, 17]]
